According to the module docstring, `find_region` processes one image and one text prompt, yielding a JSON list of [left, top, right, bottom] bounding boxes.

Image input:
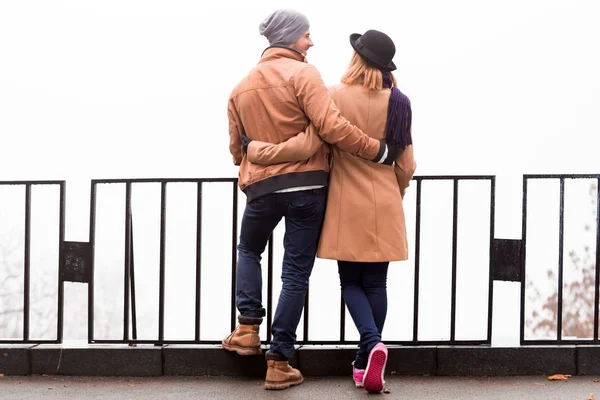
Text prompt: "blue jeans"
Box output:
[[236, 188, 326, 358], [338, 261, 389, 369]]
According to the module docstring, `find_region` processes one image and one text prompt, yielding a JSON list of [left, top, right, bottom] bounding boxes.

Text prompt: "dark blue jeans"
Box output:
[[338, 261, 389, 369], [236, 188, 326, 358]]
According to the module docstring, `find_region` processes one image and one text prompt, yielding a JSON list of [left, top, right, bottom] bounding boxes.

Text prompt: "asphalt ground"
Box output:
[[1, 374, 600, 399]]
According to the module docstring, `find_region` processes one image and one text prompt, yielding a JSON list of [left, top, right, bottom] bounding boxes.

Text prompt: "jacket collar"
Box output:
[[259, 46, 306, 64]]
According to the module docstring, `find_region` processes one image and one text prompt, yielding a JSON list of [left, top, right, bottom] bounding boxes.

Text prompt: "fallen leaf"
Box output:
[[547, 374, 571, 381], [384, 388, 391, 394], [42, 374, 48, 377], [594, 380, 599, 383], [588, 394, 594, 400], [390, 371, 397, 375]]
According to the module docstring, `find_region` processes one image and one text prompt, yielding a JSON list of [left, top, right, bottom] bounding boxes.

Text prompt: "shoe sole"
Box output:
[[363, 346, 387, 393], [221, 341, 262, 356], [264, 376, 304, 390]]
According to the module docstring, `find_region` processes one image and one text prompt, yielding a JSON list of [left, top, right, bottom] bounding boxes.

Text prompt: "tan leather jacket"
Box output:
[[228, 47, 384, 201]]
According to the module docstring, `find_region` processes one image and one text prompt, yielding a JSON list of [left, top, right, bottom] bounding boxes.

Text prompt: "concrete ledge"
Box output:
[[164, 346, 265, 377], [577, 346, 600, 375], [437, 346, 577, 376], [163, 346, 299, 377], [1, 345, 593, 377], [297, 348, 356, 376], [0, 345, 32, 375], [31, 345, 162, 376], [297, 346, 437, 376], [387, 346, 437, 376]]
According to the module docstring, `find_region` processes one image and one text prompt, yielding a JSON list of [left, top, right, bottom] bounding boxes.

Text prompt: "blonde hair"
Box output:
[[341, 52, 397, 90]]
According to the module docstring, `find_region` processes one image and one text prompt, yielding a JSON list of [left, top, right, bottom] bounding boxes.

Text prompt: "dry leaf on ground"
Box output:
[[547, 374, 571, 381], [587, 394, 594, 400], [384, 388, 391, 394], [594, 380, 599, 383]]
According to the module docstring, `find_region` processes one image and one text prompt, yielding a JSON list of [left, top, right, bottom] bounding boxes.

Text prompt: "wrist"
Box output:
[[372, 141, 388, 163]]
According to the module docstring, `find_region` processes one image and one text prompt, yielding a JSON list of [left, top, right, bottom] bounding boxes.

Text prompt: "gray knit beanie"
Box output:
[[259, 9, 310, 47]]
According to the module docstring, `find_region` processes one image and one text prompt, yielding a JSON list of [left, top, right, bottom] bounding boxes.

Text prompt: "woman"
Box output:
[[245, 29, 416, 393]]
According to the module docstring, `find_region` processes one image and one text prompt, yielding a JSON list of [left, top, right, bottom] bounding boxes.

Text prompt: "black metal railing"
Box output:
[[406, 175, 495, 346], [521, 174, 600, 345], [2, 175, 599, 346], [88, 178, 238, 345], [85, 176, 495, 346], [0, 181, 65, 344]]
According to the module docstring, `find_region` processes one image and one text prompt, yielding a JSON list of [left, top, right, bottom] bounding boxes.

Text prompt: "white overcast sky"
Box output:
[[1, 0, 599, 181]]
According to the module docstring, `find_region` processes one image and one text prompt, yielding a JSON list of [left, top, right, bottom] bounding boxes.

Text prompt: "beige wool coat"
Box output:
[[247, 83, 417, 262]]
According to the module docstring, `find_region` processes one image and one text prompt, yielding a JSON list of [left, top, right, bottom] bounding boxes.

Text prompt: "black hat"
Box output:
[[349, 30, 396, 72]]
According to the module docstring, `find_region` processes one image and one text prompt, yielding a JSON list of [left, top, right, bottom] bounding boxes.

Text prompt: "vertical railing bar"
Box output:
[[557, 178, 565, 342], [129, 209, 138, 340], [450, 179, 459, 342], [413, 179, 422, 342], [88, 183, 97, 343], [57, 182, 66, 343], [519, 177, 529, 345], [23, 184, 31, 341], [595, 178, 600, 342], [487, 177, 496, 344], [231, 182, 238, 333], [123, 182, 131, 341], [266, 234, 274, 343], [340, 292, 346, 342], [303, 285, 310, 342], [195, 182, 203, 342], [158, 182, 167, 342]]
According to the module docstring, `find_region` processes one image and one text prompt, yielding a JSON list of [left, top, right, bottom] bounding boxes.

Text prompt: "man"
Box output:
[[223, 9, 395, 390]]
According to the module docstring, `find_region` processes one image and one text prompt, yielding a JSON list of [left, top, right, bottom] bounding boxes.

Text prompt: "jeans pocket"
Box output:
[[246, 194, 274, 215], [249, 197, 265, 206], [288, 192, 325, 217]]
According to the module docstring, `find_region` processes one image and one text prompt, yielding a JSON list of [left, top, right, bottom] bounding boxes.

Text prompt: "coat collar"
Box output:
[[259, 46, 306, 64]]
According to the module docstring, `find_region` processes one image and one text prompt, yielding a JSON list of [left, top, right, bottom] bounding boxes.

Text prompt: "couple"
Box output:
[[222, 9, 416, 392]]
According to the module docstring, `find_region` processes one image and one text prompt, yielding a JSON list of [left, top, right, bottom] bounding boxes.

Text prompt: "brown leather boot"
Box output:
[[221, 315, 262, 356], [264, 352, 304, 390]]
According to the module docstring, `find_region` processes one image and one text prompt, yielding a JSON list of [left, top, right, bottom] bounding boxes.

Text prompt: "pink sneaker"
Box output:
[[363, 343, 388, 393], [352, 365, 365, 388]]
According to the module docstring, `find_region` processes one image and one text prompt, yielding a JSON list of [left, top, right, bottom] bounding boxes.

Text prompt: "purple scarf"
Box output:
[[382, 72, 412, 149]]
